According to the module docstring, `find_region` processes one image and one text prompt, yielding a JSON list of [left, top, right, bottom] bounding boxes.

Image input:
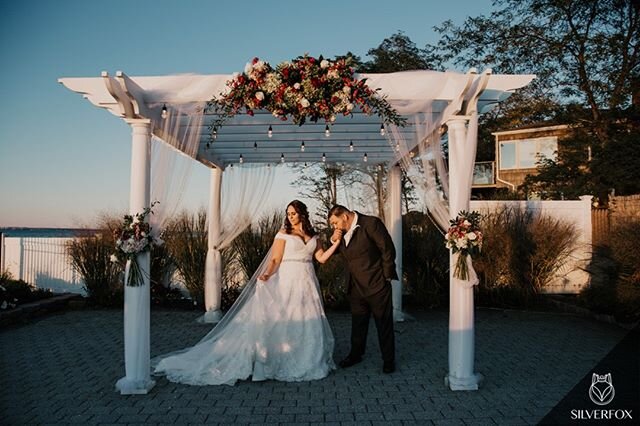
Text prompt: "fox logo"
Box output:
[[589, 373, 615, 406]]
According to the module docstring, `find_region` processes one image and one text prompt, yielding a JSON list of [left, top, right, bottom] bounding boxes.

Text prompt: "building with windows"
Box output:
[[471, 124, 572, 193]]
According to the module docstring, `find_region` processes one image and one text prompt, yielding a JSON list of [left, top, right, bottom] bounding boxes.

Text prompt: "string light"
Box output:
[[254, 141, 258, 150], [325, 124, 330, 137], [268, 125, 273, 138], [267, 163, 271, 169], [322, 153, 326, 163], [281, 153, 285, 163], [161, 104, 168, 119], [212, 126, 217, 140], [395, 141, 400, 152], [363, 152, 368, 162], [239, 154, 244, 164], [300, 141, 305, 152], [380, 123, 385, 136], [349, 140, 354, 152]]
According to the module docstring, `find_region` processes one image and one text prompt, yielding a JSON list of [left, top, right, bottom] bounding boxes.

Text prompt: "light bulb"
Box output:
[[254, 142, 258, 150], [239, 154, 244, 164], [268, 125, 273, 138], [281, 153, 285, 163], [161, 104, 167, 119], [301, 141, 305, 152], [349, 140, 354, 152], [325, 124, 330, 137], [380, 124, 385, 136], [363, 153, 368, 162], [322, 153, 326, 163]]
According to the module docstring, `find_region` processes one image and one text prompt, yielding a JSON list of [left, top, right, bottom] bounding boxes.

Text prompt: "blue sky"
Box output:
[[0, 0, 494, 228]]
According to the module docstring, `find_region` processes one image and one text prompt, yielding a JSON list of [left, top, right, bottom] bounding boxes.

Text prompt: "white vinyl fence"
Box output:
[[470, 195, 593, 294], [1, 236, 85, 295]]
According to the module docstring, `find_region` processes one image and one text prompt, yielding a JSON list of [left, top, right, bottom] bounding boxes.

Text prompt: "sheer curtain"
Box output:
[[201, 163, 276, 321], [149, 102, 205, 236]]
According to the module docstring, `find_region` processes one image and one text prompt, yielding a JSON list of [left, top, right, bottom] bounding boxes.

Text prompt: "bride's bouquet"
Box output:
[[110, 201, 163, 287], [445, 210, 483, 281]]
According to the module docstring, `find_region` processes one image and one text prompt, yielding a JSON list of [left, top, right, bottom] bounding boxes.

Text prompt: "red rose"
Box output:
[[247, 109, 254, 116], [252, 57, 259, 64]]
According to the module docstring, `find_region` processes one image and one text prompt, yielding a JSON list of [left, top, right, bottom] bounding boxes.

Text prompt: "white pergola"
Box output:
[[60, 68, 534, 394]]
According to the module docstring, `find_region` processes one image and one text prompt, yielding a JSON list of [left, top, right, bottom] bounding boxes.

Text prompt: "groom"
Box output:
[[328, 205, 397, 374]]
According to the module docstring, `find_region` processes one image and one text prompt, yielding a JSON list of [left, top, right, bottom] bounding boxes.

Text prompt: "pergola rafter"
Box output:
[[59, 68, 534, 395]]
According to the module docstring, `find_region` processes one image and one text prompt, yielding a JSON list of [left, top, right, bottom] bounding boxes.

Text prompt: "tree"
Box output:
[[359, 31, 429, 72], [425, 0, 640, 199], [425, 0, 639, 142]]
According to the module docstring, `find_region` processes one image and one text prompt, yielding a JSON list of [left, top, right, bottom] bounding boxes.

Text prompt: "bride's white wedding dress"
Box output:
[[153, 232, 335, 385]]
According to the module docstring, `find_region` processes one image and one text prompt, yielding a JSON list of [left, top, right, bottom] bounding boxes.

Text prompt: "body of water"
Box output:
[[0, 228, 99, 238]]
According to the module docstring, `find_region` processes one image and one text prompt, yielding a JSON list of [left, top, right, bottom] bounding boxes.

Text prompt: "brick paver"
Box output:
[[0, 308, 628, 425]]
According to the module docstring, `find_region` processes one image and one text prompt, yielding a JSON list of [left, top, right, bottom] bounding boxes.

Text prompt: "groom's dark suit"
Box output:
[[336, 212, 397, 364]]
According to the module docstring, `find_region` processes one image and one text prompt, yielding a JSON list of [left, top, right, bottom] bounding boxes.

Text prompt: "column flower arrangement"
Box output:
[[111, 201, 163, 287], [445, 210, 483, 281]]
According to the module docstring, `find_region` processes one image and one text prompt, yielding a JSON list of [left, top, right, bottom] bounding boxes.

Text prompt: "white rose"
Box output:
[[467, 232, 477, 241], [141, 231, 146, 237], [456, 238, 468, 249], [294, 83, 301, 90], [320, 59, 330, 68], [330, 115, 336, 122], [346, 103, 354, 111], [342, 86, 351, 94], [463, 220, 471, 226], [255, 91, 265, 101], [110, 254, 119, 263], [244, 62, 252, 74], [300, 98, 310, 108], [231, 72, 240, 79]]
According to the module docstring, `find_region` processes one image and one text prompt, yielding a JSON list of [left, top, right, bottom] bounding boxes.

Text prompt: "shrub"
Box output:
[[474, 207, 577, 307], [67, 232, 123, 307], [581, 218, 640, 322], [402, 211, 449, 308], [0, 271, 55, 309], [164, 210, 208, 306], [231, 211, 284, 282]]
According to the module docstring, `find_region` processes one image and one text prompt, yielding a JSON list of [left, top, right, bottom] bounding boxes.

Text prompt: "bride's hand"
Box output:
[[331, 229, 343, 244], [258, 273, 270, 281]]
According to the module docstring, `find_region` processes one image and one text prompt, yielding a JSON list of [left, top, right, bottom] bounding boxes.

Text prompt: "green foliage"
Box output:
[[402, 212, 449, 308], [360, 31, 430, 72], [66, 232, 123, 307], [581, 219, 640, 322], [474, 207, 577, 306], [0, 273, 54, 310]]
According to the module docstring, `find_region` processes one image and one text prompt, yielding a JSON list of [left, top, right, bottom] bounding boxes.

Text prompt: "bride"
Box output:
[[153, 200, 341, 385]]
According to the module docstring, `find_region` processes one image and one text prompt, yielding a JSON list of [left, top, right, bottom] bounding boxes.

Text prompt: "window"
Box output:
[[499, 136, 558, 170]]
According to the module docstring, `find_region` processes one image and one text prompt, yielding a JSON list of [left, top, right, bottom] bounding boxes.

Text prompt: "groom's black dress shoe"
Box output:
[[339, 355, 362, 368], [383, 361, 395, 374]]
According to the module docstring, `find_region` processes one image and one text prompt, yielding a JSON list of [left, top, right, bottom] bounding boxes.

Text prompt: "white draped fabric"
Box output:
[[148, 103, 204, 236], [202, 164, 276, 321]]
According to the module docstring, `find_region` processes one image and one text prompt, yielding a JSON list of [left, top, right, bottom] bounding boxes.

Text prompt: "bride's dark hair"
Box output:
[[284, 200, 317, 237]]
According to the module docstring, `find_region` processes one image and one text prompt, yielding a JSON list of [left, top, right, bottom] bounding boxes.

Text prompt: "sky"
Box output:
[[0, 0, 495, 228]]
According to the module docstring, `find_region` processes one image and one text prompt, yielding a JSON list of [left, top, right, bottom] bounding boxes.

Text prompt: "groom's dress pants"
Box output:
[[349, 283, 395, 363]]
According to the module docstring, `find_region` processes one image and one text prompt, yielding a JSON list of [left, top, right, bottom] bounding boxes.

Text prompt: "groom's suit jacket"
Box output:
[[336, 212, 398, 297]]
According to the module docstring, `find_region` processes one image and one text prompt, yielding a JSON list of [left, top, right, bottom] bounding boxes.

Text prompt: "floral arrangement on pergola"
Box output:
[[207, 54, 406, 137]]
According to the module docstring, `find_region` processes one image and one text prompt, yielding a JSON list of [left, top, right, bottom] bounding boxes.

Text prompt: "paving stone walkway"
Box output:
[[0, 307, 632, 425]]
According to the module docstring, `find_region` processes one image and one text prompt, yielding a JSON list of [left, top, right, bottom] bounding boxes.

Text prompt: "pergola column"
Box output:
[[202, 166, 223, 323], [388, 164, 404, 322], [445, 117, 482, 391], [115, 119, 155, 395]]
